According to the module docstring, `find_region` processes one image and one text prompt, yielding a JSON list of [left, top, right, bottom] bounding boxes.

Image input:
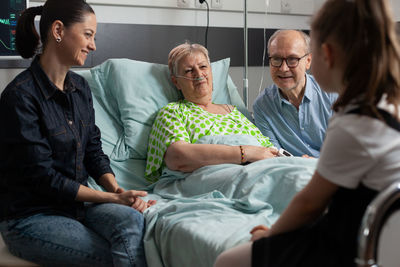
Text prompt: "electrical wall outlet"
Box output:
[[195, 0, 206, 9], [177, 0, 191, 8], [211, 0, 223, 9]]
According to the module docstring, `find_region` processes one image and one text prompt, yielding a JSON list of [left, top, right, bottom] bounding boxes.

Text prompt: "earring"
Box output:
[[56, 37, 61, 43]]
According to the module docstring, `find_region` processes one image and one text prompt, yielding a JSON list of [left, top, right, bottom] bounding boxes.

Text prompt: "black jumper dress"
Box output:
[[252, 108, 400, 267]]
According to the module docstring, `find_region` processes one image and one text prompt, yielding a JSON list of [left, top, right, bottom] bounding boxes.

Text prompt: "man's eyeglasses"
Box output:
[[268, 53, 309, 68]]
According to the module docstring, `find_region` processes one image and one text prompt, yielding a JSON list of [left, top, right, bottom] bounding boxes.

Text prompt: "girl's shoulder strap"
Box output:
[[346, 108, 400, 132]]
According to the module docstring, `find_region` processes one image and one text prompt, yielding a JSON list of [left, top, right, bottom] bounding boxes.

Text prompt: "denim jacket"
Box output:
[[0, 57, 113, 221]]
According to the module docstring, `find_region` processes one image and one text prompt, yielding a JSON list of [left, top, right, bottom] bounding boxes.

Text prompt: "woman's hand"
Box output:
[[250, 225, 270, 242], [115, 187, 157, 212], [242, 146, 279, 163], [76, 184, 156, 213]]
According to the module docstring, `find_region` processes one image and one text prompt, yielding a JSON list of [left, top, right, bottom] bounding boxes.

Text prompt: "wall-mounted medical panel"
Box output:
[[1, 21, 398, 69], [0, 23, 301, 68]]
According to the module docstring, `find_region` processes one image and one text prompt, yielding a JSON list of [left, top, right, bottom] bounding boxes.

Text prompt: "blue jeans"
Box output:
[[0, 203, 146, 267]]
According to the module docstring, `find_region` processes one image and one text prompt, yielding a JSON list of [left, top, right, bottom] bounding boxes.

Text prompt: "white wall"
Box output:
[[229, 66, 274, 111], [3, 0, 399, 99], [2, 0, 400, 103], [0, 69, 24, 91], [0, 0, 313, 101]]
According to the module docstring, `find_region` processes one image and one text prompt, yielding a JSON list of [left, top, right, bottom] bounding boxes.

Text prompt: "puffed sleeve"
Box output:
[[145, 103, 190, 180]]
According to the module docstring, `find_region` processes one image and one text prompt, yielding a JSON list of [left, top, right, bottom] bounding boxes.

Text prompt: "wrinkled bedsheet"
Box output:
[[143, 135, 317, 267]]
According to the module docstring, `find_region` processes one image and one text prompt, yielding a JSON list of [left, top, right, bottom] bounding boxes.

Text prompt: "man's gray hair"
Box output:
[[267, 29, 311, 55]]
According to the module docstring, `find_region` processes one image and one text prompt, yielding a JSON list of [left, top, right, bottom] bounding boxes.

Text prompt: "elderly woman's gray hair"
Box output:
[[168, 42, 210, 76]]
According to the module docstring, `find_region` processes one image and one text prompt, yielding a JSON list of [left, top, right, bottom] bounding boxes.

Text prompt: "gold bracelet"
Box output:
[[239, 145, 246, 165]]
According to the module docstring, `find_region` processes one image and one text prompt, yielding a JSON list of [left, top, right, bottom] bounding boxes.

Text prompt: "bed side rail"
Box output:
[[355, 181, 400, 267]]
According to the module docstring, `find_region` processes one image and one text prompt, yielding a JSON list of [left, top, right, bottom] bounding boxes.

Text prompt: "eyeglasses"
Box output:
[[268, 53, 309, 68]]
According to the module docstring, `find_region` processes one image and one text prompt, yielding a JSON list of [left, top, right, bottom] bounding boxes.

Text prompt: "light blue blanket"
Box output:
[[76, 62, 316, 266], [144, 135, 317, 267]]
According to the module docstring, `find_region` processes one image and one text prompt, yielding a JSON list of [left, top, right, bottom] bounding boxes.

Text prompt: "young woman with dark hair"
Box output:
[[0, 0, 155, 266]]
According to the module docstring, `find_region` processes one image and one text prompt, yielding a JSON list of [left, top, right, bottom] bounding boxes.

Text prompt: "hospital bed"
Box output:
[[0, 58, 399, 267]]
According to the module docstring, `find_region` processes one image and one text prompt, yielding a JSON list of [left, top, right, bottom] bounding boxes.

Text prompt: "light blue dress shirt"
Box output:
[[253, 74, 337, 157]]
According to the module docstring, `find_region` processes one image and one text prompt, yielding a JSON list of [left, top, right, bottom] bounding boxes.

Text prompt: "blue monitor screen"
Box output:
[[0, 0, 28, 59]]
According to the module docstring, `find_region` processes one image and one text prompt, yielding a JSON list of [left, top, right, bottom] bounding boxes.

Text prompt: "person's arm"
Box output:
[[165, 141, 278, 172], [82, 81, 114, 181], [251, 171, 338, 241], [145, 104, 274, 176], [146, 103, 279, 175], [253, 99, 281, 149], [97, 172, 120, 193], [96, 173, 157, 211]]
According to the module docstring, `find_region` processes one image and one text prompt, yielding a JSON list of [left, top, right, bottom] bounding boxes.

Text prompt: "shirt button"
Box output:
[[68, 120, 73, 125], [77, 142, 81, 147], [77, 166, 81, 170]]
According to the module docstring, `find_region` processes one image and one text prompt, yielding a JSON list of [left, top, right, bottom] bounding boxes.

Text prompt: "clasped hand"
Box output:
[[115, 188, 157, 213]]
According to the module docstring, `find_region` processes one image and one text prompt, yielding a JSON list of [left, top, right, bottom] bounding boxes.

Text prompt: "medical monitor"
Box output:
[[0, 0, 29, 60]]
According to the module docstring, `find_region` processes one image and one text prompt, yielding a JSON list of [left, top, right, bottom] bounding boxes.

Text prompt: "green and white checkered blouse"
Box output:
[[145, 100, 272, 182]]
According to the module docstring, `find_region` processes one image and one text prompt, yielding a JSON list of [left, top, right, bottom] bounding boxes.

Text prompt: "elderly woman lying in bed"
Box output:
[[145, 42, 279, 181], [143, 43, 317, 267]]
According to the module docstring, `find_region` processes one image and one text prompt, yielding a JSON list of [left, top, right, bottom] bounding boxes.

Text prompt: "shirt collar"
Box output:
[[29, 56, 78, 100], [277, 73, 313, 107], [302, 73, 314, 103]]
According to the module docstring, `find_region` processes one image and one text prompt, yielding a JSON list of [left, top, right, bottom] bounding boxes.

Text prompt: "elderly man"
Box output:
[[253, 29, 337, 157]]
